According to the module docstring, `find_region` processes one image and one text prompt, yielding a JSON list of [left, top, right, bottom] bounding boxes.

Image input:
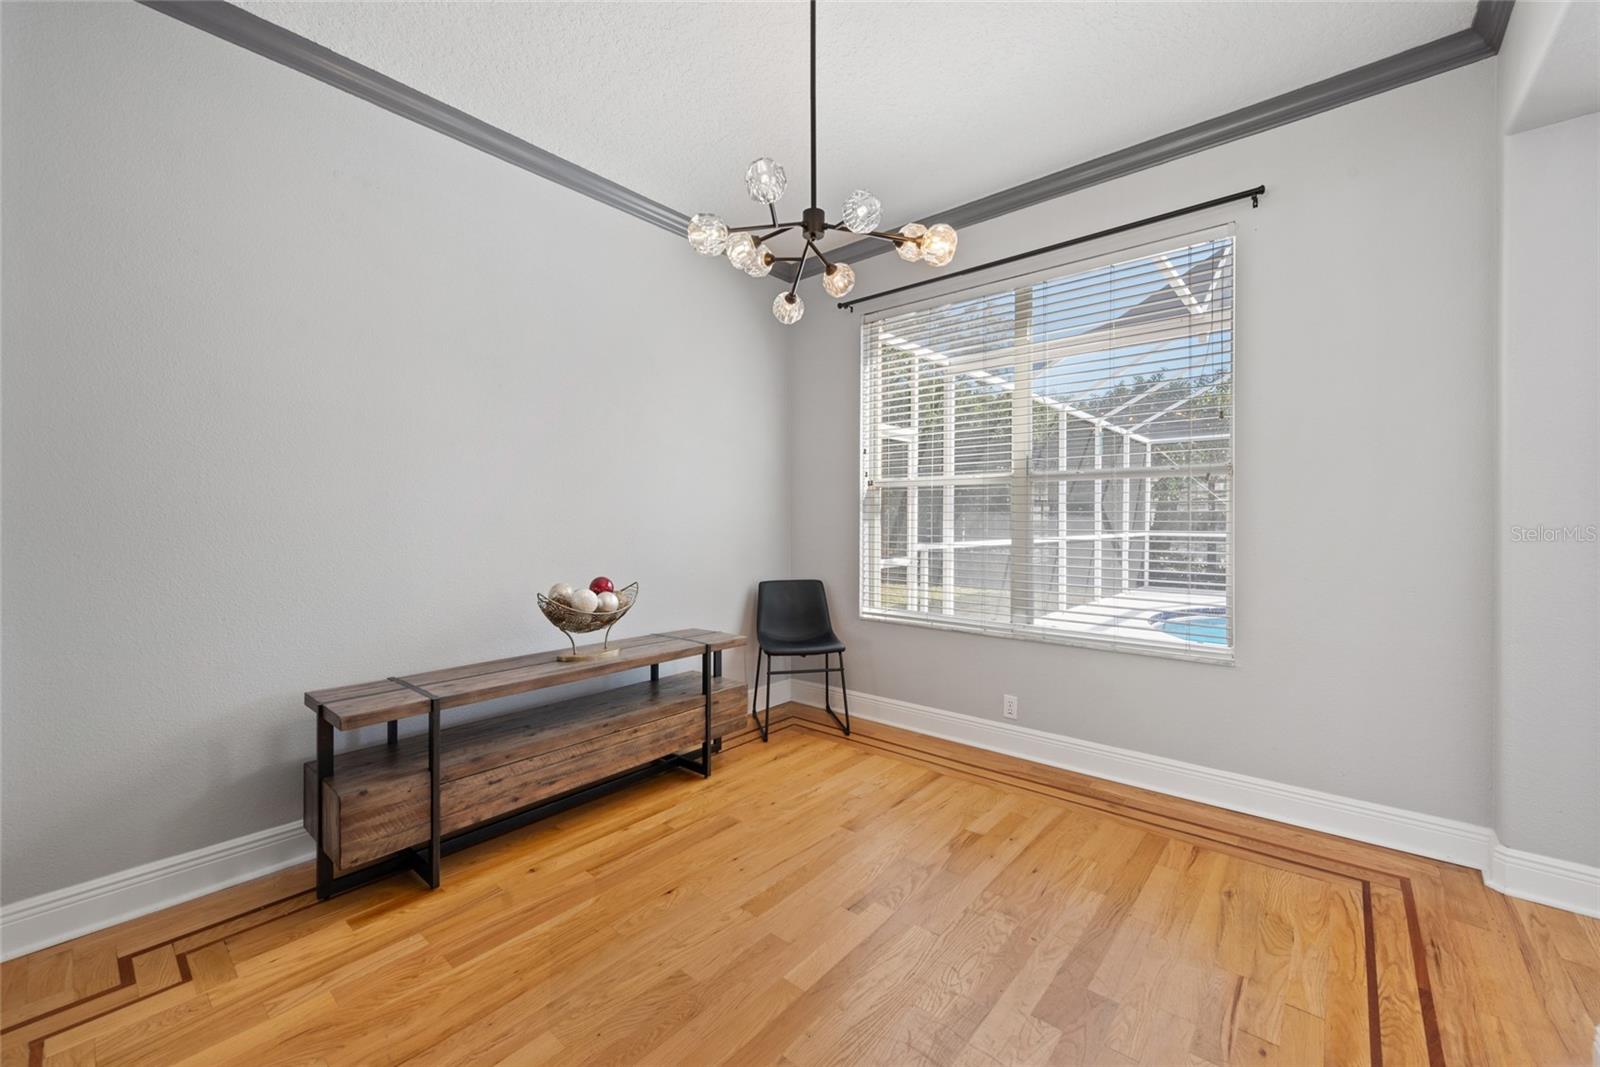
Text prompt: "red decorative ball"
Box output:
[[589, 576, 614, 594]]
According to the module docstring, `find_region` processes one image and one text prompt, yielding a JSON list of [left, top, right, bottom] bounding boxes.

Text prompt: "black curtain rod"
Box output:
[[838, 184, 1266, 311]]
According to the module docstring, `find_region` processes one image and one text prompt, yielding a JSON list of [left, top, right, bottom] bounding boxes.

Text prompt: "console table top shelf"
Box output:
[[306, 629, 745, 730]]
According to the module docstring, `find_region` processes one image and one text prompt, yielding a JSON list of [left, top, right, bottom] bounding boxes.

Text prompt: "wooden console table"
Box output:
[[303, 629, 745, 899]]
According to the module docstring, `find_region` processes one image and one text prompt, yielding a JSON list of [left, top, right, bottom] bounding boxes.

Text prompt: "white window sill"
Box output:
[[858, 606, 1236, 666]]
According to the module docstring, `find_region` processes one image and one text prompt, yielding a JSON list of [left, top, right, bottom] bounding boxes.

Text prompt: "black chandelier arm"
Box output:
[[824, 223, 915, 246], [811, 241, 834, 270], [789, 242, 812, 299], [769, 203, 780, 227], [728, 221, 802, 234]]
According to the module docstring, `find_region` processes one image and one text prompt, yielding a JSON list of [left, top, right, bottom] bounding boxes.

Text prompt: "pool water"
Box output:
[[1156, 611, 1230, 646]]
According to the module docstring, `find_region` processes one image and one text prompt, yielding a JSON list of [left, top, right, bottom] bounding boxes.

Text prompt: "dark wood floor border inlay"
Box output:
[[9, 891, 319, 1067], [1362, 880, 1386, 1067]]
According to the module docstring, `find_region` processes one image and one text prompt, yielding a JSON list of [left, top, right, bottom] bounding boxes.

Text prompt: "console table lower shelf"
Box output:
[[303, 630, 745, 899]]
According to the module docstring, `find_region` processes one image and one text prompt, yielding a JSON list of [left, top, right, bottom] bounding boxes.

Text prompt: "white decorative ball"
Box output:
[[548, 582, 574, 601], [596, 591, 619, 612], [568, 588, 600, 613]]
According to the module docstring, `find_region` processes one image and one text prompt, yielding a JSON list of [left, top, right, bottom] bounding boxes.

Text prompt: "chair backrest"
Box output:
[[756, 580, 834, 646]]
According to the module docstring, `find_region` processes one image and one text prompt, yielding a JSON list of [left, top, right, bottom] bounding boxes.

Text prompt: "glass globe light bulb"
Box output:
[[745, 245, 775, 278], [822, 262, 856, 298], [921, 223, 957, 267], [841, 190, 882, 234], [745, 158, 788, 204], [895, 223, 928, 262], [687, 213, 729, 256], [725, 232, 759, 272], [772, 291, 805, 325]]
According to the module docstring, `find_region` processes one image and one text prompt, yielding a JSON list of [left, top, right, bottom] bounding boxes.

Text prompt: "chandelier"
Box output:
[[684, 0, 958, 325]]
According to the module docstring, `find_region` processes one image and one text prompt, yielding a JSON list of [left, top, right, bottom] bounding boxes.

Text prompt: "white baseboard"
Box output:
[[1, 822, 313, 961], [1488, 843, 1600, 917], [762, 677, 794, 709], [792, 680, 1600, 919]]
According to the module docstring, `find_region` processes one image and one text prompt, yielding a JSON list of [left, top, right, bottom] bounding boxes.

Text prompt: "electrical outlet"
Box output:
[[1002, 694, 1019, 720]]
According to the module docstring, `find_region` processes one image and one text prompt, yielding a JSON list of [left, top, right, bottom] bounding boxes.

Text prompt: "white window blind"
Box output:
[[860, 228, 1235, 661]]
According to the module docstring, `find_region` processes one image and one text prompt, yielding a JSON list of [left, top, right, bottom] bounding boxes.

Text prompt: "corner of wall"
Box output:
[[1489, 44, 1507, 845]]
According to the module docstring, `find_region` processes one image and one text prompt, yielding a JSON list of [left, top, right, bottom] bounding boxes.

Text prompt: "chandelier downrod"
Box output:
[[810, 0, 817, 211]]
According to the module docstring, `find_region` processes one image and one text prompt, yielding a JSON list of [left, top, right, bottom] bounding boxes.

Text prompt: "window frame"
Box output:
[[857, 224, 1238, 665]]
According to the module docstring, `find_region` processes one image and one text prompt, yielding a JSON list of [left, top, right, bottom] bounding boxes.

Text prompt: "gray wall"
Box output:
[[0, 1, 791, 903], [1495, 111, 1600, 866], [786, 62, 1500, 828]]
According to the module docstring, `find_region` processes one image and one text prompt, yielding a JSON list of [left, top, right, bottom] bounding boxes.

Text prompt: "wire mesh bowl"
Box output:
[[536, 582, 638, 661]]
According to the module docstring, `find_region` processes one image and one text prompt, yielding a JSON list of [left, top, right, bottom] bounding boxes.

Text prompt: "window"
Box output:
[[860, 229, 1235, 661]]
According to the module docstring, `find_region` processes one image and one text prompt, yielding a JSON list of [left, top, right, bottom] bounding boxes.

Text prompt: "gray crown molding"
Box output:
[[141, 0, 1510, 290], [790, 0, 1514, 281], [1472, 0, 1516, 51], [138, 1, 686, 236]]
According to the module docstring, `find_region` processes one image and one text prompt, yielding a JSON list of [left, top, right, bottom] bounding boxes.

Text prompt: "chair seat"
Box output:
[[760, 634, 845, 656]]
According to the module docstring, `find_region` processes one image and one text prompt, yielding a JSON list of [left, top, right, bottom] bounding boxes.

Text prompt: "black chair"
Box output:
[[751, 579, 851, 742]]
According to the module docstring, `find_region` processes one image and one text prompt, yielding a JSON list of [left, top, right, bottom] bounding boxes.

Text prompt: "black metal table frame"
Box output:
[[313, 645, 723, 900]]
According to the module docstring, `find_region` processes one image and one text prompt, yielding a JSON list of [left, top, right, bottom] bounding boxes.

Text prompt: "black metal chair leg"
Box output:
[[763, 650, 773, 742], [837, 652, 852, 736], [815, 651, 850, 738]]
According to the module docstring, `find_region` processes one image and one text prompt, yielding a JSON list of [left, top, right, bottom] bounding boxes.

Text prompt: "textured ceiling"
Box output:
[[240, 1, 1477, 231]]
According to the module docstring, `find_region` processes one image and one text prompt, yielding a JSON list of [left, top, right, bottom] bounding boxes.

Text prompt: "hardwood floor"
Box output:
[[4, 706, 1598, 1066]]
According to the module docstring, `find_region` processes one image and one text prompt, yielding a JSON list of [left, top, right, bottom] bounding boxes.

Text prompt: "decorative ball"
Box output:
[[589, 576, 614, 594], [841, 189, 882, 234], [568, 588, 600, 613], [596, 591, 619, 612], [548, 582, 574, 601]]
